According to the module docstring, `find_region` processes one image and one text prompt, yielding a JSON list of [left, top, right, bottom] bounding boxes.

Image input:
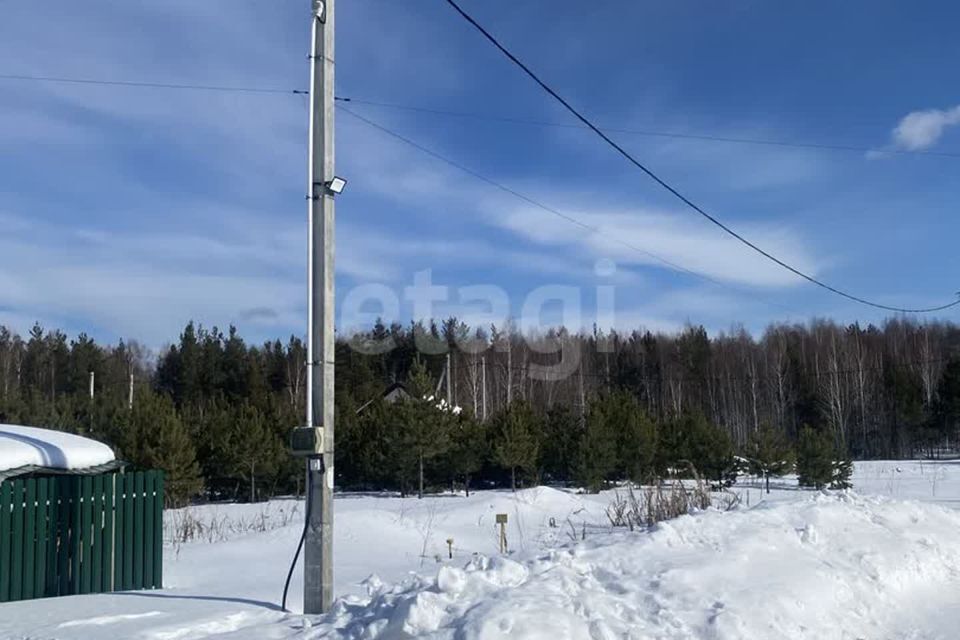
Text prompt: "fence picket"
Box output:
[[133, 473, 145, 590], [113, 474, 124, 590], [143, 472, 155, 589], [102, 476, 114, 592], [23, 480, 36, 599], [45, 479, 59, 597], [91, 475, 103, 593], [123, 473, 135, 591], [57, 476, 71, 597], [33, 478, 48, 599], [70, 477, 83, 594], [154, 473, 164, 589], [10, 479, 24, 601], [0, 481, 11, 602], [79, 476, 93, 594]]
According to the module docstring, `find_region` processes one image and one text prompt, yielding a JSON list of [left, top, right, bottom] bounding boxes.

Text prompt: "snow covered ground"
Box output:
[[5, 461, 960, 639]]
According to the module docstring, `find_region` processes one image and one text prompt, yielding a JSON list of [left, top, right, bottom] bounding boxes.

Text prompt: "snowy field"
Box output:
[[5, 460, 960, 639]]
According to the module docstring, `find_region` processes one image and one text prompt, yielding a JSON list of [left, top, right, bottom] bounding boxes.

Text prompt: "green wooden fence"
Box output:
[[0, 470, 164, 603]]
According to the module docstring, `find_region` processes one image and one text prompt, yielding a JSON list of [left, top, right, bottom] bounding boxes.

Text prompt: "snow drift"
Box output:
[[5, 478, 960, 639], [314, 492, 960, 640]]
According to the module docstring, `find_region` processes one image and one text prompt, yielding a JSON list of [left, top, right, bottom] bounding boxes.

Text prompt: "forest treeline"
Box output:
[[0, 317, 958, 504]]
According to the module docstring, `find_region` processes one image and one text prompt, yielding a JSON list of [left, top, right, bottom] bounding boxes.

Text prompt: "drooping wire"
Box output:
[[0, 72, 307, 95], [334, 96, 960, 160], [441, 0, 960, 315], [5, 72, 958, 160], [338, 105, 806, 316]]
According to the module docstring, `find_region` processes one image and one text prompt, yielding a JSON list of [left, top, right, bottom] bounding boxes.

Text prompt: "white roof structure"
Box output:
[[0, 424, 116, 478]]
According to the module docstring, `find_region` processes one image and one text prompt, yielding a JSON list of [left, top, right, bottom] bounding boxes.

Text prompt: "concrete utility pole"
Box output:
[[88, 371, 95, 401], [128, 373, 135, 410], [304, 0, 336, 615]]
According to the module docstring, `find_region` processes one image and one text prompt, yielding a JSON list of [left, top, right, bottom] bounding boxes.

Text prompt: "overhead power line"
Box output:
[[442, 0, 960, 315], [339, 105, 803, 316], [6, 68, 957, 312], [0, 72, 307, 95], [334, 96, 960, 160], [6, 72, 958, 160]]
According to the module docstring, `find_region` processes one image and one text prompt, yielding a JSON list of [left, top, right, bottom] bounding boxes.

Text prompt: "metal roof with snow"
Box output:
[[0, 424, 121, 482]]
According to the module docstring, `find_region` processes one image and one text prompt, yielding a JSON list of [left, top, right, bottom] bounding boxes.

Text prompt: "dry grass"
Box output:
[[165, 501, 301, 553], [606, 463, 736, 531]]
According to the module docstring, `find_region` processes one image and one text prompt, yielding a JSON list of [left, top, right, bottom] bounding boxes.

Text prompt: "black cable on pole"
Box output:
[[281, 476, 312, 612], [441, 0, 960, 315], [0, 73, 307, 95], [334, 96, 960, 160]]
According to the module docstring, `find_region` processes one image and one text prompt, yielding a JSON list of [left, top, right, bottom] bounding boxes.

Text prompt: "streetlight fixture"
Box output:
[[325, 176, 347, 195]]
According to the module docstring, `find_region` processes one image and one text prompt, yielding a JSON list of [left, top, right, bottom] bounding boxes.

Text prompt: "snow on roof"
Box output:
[[0, 424, 115, 473]]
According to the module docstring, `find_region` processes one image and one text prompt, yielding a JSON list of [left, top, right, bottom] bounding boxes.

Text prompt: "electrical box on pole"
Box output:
[[291, 426, 326, 457]]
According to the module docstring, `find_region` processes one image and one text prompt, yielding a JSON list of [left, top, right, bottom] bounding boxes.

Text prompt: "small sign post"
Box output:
[[496, 513, 508, 554]]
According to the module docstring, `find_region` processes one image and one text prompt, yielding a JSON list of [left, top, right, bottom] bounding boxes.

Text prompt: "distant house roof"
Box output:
[[0, 424, 120, 482], [356, 382, 413, 414]]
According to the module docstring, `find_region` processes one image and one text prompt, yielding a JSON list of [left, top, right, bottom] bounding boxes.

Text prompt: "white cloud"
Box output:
[[0, 212, 304, 345], [335, 114, 823, 290], [891, 105, 960, 151], [488, 201, 819, 288]]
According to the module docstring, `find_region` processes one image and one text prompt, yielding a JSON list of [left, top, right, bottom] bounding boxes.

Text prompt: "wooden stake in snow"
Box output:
[[496, 513, 508, 554]]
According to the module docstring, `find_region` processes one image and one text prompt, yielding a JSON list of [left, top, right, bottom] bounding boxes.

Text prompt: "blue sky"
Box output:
[[1, 0, 958, 347]]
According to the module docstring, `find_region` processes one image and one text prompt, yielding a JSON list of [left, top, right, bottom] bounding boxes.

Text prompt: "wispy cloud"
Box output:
[[486, 200, 819, 288], [0, 212, 303, 345], [337, 113, 824, 289]]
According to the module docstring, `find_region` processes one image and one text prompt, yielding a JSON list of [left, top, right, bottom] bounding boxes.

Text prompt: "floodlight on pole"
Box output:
[[325, 176, 347, 195]]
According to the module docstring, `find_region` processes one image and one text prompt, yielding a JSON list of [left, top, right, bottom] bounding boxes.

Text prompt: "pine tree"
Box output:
[[541, 405, 579, 483], [685, 413, 737, 487], [577, 403, 618, 492], [123, 391, 203, 506], [450, 412, 487, 496], [493, 401, 540, 492], [797, 426, 852, 490], [396, 360, 453, 498], [225, 401, 283, 502], [617, 395, 657, 485], [655, 413, 734, 484], [745, 425, 795, 493], [831, 456, 853, 490], [654, 416, 688, 477]]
